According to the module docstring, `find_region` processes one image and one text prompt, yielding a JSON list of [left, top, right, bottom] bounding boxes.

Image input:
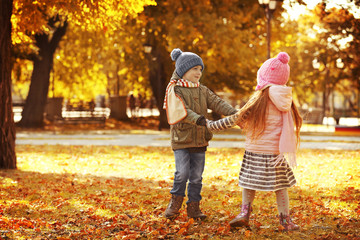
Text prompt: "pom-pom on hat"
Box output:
[[255, 52, 290, 91], [171, 48, 204, 78]]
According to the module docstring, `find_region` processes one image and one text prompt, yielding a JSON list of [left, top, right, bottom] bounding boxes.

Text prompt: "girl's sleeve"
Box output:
[[207, 111, 239, 131]]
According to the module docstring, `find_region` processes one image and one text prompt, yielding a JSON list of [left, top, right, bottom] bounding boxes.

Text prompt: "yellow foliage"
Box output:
[[118, 68, 128, 76], [11, 0, 156, 45]]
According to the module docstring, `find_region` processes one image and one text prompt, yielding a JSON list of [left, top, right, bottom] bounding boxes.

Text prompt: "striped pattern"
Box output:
[[207, 112, 239, 131], [163, 79, 199, 109], [239, 151, 296, 191]]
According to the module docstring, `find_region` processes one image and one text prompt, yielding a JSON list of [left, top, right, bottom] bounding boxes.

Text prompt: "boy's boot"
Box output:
[[186, 201, 207, 220], [279, 213, 300, 231], [164, 194, 184, 219], [229, 203, 252, 228]]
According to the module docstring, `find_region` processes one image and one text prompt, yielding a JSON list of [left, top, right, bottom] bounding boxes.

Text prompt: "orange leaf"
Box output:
[[178, 227, 187, 235], [184, 217, 194, 227], [253, 220, 262, 228]]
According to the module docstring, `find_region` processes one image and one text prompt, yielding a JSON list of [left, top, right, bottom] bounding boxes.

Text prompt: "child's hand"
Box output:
[[206, 119, 214, 131], [196, 116, 207, 126]]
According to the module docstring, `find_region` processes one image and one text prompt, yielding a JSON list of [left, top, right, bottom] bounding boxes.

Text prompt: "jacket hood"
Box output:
[[171, 70, 180, 81], [268, 85, 292, 112]]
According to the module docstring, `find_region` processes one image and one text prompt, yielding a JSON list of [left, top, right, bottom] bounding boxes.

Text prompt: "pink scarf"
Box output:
[[163, 79, 199, 125], [268, 85, 298, 168]]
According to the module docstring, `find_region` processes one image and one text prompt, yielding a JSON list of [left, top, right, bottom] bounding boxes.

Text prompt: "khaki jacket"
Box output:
[[170, 72, 237, 150]]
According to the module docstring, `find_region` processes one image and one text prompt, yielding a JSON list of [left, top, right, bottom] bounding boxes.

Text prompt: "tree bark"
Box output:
[[0, 0, 16, 169], [149, 58, 169, 130], [147, 36, 169, 130], [19, 17, 68, 128]]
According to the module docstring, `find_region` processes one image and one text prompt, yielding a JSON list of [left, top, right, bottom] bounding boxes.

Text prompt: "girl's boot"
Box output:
[[164, 195, 184, 219], [229, 203, 252, 227], [186, 201, 207, 220], [279, 213, 300, 231]]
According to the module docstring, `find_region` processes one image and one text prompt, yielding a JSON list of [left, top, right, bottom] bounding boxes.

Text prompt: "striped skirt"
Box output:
[[239, 151, 296, 191]]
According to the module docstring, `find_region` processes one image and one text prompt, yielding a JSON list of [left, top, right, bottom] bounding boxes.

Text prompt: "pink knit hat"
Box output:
[[255, 52, 290, 91]]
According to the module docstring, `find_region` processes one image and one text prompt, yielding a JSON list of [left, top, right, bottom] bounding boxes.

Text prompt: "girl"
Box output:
[[207, 52, 302, 231]]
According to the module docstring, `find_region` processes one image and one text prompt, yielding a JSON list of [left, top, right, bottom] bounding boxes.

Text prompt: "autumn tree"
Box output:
[[287, 3, 360, 119], [313, 3, 360, 118], [11, 0, 155, 128], [1, 0, 155, 169], [19, 15, 68, 127]]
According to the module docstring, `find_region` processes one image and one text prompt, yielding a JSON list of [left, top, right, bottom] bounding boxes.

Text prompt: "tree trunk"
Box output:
[[147, 38, 169, 130], [0, 0, 16, 169], [150, 61, 169, 130], [19, 17, 68, 128]]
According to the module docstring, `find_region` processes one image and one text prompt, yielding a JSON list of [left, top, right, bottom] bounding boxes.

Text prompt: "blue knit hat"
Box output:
[[171, 48, 204, 78]]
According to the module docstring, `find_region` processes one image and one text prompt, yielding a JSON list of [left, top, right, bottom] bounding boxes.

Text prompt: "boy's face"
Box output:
[[183, 65, 202, 83]]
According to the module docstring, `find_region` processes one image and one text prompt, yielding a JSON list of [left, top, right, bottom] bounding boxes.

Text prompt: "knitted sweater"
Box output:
[[245, 99, 285, 154]]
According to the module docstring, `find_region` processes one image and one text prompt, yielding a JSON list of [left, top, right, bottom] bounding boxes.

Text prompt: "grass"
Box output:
[[0, 145, 359, 239]]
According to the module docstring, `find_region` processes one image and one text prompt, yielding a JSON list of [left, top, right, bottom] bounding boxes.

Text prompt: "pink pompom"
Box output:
[[277, 52, 290, 64]]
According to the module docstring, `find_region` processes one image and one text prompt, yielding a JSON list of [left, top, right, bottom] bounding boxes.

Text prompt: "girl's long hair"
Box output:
[[237, 88, 302, 144]]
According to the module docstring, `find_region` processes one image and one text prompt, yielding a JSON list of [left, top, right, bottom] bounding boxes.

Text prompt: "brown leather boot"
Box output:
[[186, 201, 207, 220], [164, 195, 184, 219], [279, 213, 300, 231], [229, 203, 252, 228]]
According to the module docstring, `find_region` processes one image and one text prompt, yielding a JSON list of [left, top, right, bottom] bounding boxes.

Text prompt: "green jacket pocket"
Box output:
[[172, 123, 193, 144]]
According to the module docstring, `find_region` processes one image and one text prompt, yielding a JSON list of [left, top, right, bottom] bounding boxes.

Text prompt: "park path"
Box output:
[[16, 130, 360, 150]]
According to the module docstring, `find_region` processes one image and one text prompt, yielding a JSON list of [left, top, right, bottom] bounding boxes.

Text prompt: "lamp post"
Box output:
[[144, 44, 157, 62], [258, 0, 278, 59], [144, 44, 152, 55]]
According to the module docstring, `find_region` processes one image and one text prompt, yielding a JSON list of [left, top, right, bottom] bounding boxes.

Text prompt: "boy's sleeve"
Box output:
[[205, 87, 237, 116]]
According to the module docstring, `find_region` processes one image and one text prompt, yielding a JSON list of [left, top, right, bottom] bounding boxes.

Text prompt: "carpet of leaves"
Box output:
[[1, 144, 359, 239]]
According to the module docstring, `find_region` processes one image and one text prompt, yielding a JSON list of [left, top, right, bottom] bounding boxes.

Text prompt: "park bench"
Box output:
[[56, 100, 108, 124]]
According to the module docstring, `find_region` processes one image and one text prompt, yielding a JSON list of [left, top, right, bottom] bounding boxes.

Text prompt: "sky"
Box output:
[[283, 0, 360, 20]]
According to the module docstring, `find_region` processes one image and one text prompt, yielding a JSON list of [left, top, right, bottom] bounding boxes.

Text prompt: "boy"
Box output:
[[163, 48, 238, 219]]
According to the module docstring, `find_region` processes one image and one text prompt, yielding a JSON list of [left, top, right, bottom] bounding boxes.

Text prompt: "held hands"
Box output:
[[197, 117, 217, 130], [197, 109, 245, 131], [206, 110, 241, 131]]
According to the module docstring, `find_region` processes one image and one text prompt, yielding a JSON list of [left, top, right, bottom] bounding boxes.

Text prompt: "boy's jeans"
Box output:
[[170, 149, 205, 203]]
